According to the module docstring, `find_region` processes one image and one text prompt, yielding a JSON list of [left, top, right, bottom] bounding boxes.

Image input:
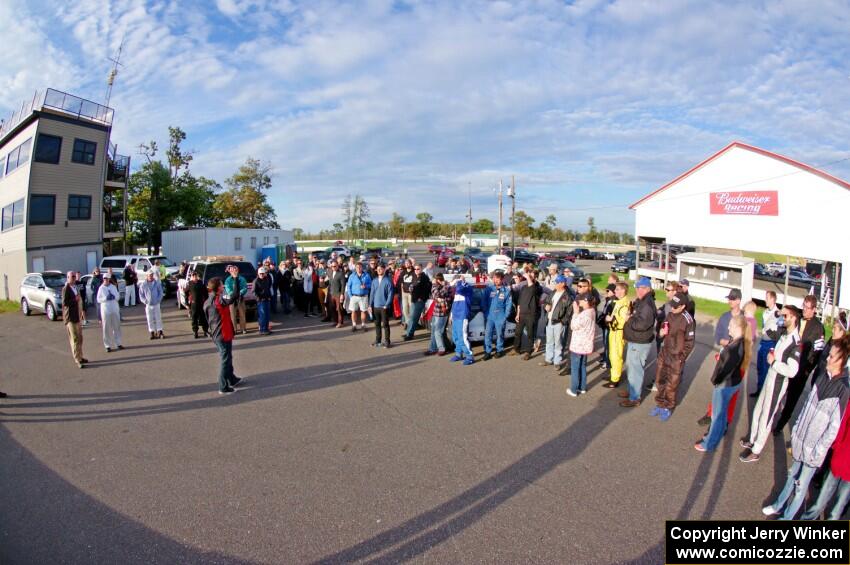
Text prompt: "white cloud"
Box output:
[[3, 0, 850, 233]]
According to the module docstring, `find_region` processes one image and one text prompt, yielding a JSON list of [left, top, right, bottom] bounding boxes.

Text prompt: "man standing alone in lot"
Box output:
[[204, 277, 242, 395], [620, 277, 656, 407], [187, 271, 209, 338], [62, 271, 87, 369], [139, 271, 164, 340]]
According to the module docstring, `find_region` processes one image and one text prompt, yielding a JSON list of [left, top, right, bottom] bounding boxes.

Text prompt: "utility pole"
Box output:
[[509, 176, 516, 260], [497, 179, 503, 251], [467, 182, 473, 247]]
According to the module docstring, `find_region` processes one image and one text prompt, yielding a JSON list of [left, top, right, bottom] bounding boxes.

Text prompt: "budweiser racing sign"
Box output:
[[709, 191, 779, 216]]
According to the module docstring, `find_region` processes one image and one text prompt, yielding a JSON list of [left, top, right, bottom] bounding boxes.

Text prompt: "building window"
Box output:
[[5, 138, 32, 174], [0, 155, 5, 179], [263, 236, 269, 245], [250, 236, 257, 249], [71, 139, 97, 165], [29, 195, 55, 225], [68, 194, 92, 220], [34, 134, 62, 164], [234, 237, 241, 251], [273, 237, 279, 244], [1, 199, 25, 231]]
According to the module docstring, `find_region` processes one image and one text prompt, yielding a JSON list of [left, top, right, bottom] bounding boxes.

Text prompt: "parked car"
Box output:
[[20, 271, 68, 320], [537, 259, 586, 278], [325, 246, 352, 259], [428, 244, 455, 254], [100, 255, 180, 295], [611, 258, 635, 273], [753, 263, 771, 279], [514, 249, 539, 265], [765, 262, 786, 276], [602, 251, 617, 260], [544, 250, 578, 262], [178, 257, 258, 316], [572, 248, 592, 260]]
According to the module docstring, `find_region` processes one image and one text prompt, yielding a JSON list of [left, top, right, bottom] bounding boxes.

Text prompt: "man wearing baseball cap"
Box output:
[[254, 266, 273, 335], [620, 277, 656, 407], [650, 291, 695, 421]]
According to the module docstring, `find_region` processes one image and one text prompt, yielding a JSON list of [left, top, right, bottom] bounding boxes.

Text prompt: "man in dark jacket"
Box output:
[[278, 260, 293, 314], [62, 271, 87, 369], [621, 277, 656, 407], [186, 271, 209, 338], [403, 265, 432, 341], [327, 262, 346, 327], [650, 292, 695, 420], [122, 264, 137, 307], [511, 270, 542, 360], [254, 267, 273, 335], [773, 294, 826, 433]]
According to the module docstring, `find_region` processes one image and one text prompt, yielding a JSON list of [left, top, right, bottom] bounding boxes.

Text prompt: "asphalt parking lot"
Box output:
[[0, 284, 788, 564]]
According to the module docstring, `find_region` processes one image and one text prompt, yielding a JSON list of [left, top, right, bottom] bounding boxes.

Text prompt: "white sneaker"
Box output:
[[762, 504, 779, 516], [565, 389, 577, 397]]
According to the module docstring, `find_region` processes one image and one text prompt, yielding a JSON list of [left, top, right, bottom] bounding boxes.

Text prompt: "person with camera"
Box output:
[[204, 277, 243, 395], [482, 271, 512, 360]]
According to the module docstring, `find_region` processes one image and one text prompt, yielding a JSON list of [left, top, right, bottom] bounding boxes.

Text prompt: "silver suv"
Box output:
[[20, 271, 67, 321]]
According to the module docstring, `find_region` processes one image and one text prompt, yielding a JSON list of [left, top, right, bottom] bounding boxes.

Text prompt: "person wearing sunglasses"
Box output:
[[740, 305, 802, 463]]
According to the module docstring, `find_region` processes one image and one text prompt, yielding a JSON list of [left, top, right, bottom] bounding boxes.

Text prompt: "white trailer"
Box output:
[[162, 228, 295, 264]]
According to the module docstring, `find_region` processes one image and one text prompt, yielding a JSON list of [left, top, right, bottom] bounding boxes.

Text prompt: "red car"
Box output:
[[429, 244, 455, 255]]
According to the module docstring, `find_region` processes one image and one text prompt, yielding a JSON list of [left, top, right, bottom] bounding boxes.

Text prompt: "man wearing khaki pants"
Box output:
[[62, 271, 88, 369]]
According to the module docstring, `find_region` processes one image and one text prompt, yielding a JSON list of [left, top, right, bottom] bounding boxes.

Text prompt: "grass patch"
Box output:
[[0, 300, 20, 314]]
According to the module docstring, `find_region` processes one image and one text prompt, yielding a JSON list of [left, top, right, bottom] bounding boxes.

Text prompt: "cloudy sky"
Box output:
[[2, 0, 849, 232]]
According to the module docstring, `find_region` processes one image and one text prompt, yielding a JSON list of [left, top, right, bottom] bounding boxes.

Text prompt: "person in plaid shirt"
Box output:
[[424, 273, 452, 356]]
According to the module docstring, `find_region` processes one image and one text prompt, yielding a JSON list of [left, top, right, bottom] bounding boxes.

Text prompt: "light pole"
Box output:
[[508, 176, 516, 260], [497, 179, 503, 251]]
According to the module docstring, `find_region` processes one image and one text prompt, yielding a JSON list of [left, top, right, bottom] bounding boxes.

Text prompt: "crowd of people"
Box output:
[[5, 249, 850, 521]]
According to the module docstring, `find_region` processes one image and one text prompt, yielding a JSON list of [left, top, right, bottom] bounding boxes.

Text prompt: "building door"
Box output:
[[86, 251, 98, 273], [32, 256, 45, 273]]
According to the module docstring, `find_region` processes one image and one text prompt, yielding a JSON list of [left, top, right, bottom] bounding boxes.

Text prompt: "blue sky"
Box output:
[[2, 0, 849, 232]]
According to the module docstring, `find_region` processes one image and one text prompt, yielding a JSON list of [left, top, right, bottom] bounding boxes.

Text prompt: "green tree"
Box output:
[[415, 212, 433, 241], [514, 211, 535, 238], [389, 213, 405, 239], [537, 222, 552, 243], [585, 216, 598, 243], [172, 174, 219, 227], [128, 160, 173, 253], [471, 218, 495, 233], [165, 126, 193, 181], [214, 158, 279, 228], [545, 214, 557, 229]]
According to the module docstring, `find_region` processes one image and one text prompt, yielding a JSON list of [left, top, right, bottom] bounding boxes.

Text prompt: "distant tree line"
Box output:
[[294, 195, 635, 245]]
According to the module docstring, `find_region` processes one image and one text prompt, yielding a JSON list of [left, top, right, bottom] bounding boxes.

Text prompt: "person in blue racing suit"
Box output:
[[482, 271, 512, 361], [450, 276, 475, 365]]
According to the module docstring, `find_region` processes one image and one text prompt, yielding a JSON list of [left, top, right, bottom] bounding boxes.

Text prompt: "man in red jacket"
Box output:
[[204, 277, 243, 394]]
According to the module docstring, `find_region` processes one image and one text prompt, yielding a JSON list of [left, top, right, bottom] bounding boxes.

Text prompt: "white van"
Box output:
[[100, 255, 180, 295]]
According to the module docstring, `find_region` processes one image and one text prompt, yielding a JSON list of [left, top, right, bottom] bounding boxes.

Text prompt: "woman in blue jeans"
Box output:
[[695, 315, 751, 452]]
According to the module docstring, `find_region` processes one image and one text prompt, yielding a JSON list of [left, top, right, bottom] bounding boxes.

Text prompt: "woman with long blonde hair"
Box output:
[[696, 315, 753, 452]]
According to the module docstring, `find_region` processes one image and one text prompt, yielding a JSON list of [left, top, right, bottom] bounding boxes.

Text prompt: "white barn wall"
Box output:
[[634, 145, 850, 309]]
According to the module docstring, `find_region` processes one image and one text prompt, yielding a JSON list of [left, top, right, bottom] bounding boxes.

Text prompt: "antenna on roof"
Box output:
[[104, 35, 126, 108]]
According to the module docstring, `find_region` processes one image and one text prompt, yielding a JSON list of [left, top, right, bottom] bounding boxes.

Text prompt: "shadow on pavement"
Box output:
[[312, 395, 630, 564], [0, 352, 422, 423], [0, 425, 254, 564]]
